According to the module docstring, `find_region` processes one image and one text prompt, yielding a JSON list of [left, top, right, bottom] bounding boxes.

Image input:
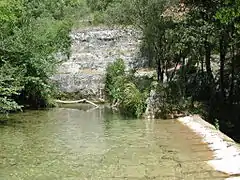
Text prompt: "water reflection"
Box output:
[[0, 105, 226, 180]]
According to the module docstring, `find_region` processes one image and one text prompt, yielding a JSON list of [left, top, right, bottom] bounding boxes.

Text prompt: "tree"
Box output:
[[0, 0, 82, 114]]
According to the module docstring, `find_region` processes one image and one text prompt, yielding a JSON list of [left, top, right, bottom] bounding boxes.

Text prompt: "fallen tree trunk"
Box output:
[[55, 99, 99, 108]]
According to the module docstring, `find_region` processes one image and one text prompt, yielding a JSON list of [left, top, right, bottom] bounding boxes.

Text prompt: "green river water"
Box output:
[[0, 104, 227, 180]]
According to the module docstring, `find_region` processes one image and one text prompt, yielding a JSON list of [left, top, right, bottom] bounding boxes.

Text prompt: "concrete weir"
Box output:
[[178, 115, 240, 179]]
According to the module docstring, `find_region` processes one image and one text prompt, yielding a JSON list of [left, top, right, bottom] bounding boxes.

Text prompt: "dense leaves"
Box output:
[[95, 0, 240, 140], [105, 59, 147, 118], [0, 0, 83, 114], [0, 63, 23, 113]]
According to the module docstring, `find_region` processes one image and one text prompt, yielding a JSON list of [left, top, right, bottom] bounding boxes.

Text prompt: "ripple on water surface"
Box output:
[[0, 106, 228, 180]]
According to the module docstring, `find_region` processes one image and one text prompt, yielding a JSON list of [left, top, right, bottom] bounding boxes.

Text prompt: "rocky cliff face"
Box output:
[[52, 27, 142, 99]]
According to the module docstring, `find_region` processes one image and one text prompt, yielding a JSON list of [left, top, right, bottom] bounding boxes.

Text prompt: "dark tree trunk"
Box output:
[[169, 55, 181, 82], [181, 57, 187, 98], [204, 40, 214, 82], [155, 42, 164, 83], [157, 58, 164, 82], [201, 56, 204, 74], [219, 32, 227, 102], [157, 57, 162, 82], [229, 45, 235, 104], [229, 25, 236, 104], [204, 39, 216, 113]]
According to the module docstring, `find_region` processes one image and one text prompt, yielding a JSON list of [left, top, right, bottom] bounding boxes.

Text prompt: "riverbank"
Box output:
[[177, 115, 240, 179]]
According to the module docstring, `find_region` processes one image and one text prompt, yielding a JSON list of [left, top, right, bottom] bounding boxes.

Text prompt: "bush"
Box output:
[[120, 82, 147, 118], [105, 58, 126, 102], [0, 63, 23, 114], [105, 59, 147, 118]]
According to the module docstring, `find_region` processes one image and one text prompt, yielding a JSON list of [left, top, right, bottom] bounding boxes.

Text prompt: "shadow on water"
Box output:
[[0, 108, 55, 128]]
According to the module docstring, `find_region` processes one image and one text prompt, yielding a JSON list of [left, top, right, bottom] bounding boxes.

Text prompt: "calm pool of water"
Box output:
[[0, 105, 227, 179]]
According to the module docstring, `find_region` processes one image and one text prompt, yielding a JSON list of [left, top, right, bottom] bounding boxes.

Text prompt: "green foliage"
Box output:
[[155, 81, 191, 118], [0, 0, 83, 114], [87, 0, 113, 11], [0, 63, 23, 113], [92, 0, 240, 139], [105, 59, 146, 118], [120, 82, 147, 118], [105, 58, 126, 101], [215, 0, 240, 33]]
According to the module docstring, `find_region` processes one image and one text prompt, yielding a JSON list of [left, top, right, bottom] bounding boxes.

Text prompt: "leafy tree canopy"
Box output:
[[0, 0, 83, 114]]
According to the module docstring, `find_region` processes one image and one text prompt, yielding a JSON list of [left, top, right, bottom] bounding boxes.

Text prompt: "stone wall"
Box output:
[[52, 27, 142, 99]]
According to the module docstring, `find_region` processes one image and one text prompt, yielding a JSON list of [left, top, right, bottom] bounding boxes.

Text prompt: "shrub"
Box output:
[[105, 58, 126, 102], [0, 63, 23, 114], [120, 82, 147, 118], [105, 59, 147, 118]]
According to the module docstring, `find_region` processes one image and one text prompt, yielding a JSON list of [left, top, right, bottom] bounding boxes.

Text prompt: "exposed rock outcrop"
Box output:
[[52, 27, 142, 99]]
